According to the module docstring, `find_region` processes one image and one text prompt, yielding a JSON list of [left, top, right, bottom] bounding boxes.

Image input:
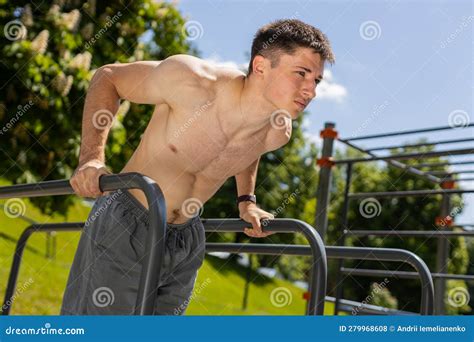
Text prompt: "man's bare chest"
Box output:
[[139, 102, 291, 180]]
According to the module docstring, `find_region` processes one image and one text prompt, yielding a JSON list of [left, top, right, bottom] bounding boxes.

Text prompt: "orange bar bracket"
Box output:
[[316, 157, 335, 168], [320, 127, 338, 139]]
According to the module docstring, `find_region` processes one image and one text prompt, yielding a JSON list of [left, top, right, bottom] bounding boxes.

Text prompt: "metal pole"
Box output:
[[367, 137, 474, 152], [326, 246, 434, 315], [2, 223, 83, 315], [334, 162, 353, 315], [203, 218, 328, 316], [334, 148, 474, 164], [454, 224, 474, 228], [242, 254, 252, 311], [434, 191, 451, 315], [348, 188, 474, 199], [325, 296, 417, 315], [206, 243, 434, 315], [428, 170, 474, 175], [341, 123, 474, 141], [412, 160, 474, 168], [315, 122, 337, 239], [337, 139, 440, 184], [0, 172, 167, 316], [341, 268, 474, 281], [344, 230, 474, 237]]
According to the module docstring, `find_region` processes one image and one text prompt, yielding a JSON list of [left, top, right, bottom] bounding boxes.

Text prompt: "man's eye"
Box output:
[[297, 71, 305, 77]]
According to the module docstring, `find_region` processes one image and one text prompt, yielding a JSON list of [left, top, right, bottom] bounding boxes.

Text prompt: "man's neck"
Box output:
[[237, 74, 277, 135]]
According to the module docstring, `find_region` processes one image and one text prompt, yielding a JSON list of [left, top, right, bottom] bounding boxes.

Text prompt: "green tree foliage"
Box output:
[[326, 144, 469, 314], [0, 0, 194, 215]]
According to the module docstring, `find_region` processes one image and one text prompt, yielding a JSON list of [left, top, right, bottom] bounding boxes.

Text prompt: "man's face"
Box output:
[[261, 47, 325, 118]]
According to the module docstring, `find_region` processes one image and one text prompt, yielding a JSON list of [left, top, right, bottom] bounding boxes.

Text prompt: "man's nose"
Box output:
[[302, 85, 316, 101]]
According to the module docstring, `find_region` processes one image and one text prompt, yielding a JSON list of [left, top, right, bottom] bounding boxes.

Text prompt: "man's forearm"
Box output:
[[235, 157, 260, 197], [78, 67, 120, 165]]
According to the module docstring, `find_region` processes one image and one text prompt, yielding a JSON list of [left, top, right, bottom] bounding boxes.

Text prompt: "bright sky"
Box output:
[[172, 0, 473, 223]]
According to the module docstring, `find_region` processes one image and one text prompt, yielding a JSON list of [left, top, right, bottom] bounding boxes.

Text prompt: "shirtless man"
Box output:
[[61, 19, 335, 315]]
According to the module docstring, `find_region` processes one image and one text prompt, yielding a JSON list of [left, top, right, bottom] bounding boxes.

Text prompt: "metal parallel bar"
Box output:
[[435, 193, 451, 315], [314, 122, 336, 239], [341, 268, 474, 282], [340, 123, 474, 142], [334, 162, 353, 315], [206, 243, 434, 315], [2, 223, 83, 315], [412, 160, 474, 168], [202, 218, 327, 316], [344, 230, 474, 237], [428, 170, 474, 175], [326, 246, 434, 315], [0, 172, 167, 316], [454, 224, 474, 228], [1, 218, 327, 316], [367, 137, 474, 152], [334, 148, 474, 164], [2, 219, 433, 315], [455, 177, 474, 182], [337, 139, 440, 184], [325, 296, 417, 316], [348, 188, 474, 199]]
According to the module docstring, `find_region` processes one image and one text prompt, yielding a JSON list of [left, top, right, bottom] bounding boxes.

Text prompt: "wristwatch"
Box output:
[[237, 194, 256, 205]]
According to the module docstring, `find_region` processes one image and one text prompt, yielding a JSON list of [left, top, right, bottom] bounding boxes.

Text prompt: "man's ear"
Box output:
[[252, 55, 267, 76]]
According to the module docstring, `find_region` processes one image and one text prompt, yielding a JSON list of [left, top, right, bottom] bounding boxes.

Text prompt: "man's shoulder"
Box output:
[[165, 54, 244, 84]]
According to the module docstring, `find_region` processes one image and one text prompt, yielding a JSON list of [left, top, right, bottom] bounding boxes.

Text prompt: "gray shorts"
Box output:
[[60, 189, 205, 315]]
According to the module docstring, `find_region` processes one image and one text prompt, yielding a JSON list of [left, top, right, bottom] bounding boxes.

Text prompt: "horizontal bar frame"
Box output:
[[202, 218, 327, 315], [0, 173, 167, 315], [206, 243, 434, 315], [341, 268, 474, 282]]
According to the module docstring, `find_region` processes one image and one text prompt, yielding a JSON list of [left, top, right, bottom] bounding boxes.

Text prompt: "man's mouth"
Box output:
[[294, 100, 306, 110]]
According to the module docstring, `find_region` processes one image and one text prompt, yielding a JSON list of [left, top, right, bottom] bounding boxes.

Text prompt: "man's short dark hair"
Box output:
[[247, 19, 335, 75]]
